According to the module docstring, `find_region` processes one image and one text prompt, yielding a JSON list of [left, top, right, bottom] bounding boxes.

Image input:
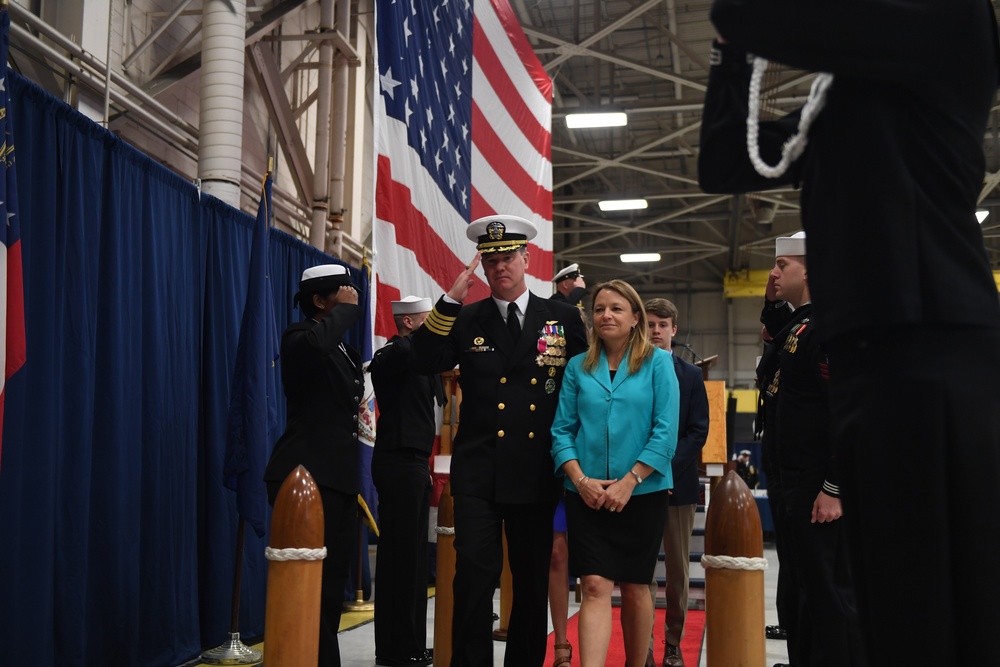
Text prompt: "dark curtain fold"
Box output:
[[0, 71, 365, 667]]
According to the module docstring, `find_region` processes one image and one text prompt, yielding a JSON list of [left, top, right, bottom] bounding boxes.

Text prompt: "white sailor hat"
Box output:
[[466, 215, 537, 254], [294, 263, 354, 305], [391, 295, 432, 315], [552, 263, 583, 283], [775, 231, 806, 257]]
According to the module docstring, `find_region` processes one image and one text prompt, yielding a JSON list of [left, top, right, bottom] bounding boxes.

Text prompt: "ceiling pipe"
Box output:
[[308, 0, 336, 252], [198, 0, 247, 208], [325, 0, 351, 258]]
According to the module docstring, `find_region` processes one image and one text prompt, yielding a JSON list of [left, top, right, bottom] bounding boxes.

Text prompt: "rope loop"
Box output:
[[700, 554, 769, 571], [435, 526, 455, 536], [264, 546, 328, 561], [747, 56, 833, 179]]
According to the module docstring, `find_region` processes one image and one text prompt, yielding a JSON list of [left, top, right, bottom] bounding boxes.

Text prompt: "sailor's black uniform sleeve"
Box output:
[[760, 298, 793, 339], [699, 40, 805, 194], [709, 0, 980, 87]]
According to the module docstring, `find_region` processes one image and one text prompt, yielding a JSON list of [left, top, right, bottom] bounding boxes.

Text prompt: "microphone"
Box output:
[[672, 341, 705, 363]]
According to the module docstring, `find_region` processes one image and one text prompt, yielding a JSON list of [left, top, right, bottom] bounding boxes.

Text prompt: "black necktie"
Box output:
[[507, 302, 521, 341]]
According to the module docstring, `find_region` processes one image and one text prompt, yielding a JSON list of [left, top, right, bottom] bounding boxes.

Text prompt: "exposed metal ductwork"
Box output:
[[309, 0, 335, 252], [197, 0, 248, 208], [326, 0, 351, 259]]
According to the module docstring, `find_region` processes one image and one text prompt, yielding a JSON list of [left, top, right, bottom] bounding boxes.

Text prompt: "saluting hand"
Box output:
[[334, 284, 359, 306], [765, 273, 779, 302], [447, 252, 481, 303]]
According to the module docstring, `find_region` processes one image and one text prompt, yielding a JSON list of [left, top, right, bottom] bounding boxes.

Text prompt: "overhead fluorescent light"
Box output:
[[599, 198, 647, 212], [565, 112, 627, 129], [620, 253, 661, 263], [976, 209, 990, 223]]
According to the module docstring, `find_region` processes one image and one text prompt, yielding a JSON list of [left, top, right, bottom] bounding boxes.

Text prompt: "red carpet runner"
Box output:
[[544, 607, 705, 666]]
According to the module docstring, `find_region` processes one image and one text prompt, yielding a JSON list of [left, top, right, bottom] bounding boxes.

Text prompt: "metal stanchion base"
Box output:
[[343, 599, 375, 612], [200, 632, 263, 665]]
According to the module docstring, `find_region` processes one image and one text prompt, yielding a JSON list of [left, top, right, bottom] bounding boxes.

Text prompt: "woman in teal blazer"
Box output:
[[551, 279, 679, 667]]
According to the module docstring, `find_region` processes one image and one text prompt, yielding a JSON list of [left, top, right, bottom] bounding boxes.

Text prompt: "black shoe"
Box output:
[[375, 649, 433, 666], [765, 625, 787, 640]]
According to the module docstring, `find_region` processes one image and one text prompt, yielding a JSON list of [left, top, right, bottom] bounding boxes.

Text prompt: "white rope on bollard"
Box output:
[[435, 526, 455, 536], [264, 546, 328, 561], [701, 554, 769, 571]]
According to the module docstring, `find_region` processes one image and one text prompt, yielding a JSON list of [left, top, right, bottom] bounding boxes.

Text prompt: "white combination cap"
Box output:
[[552, 263, 582, 282], [391, 295, 432, 315], [466, 215, 537, 254], [775, 231, 806, 257]]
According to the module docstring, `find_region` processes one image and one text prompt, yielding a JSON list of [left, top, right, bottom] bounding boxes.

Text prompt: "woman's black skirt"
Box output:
[[565, 489, 669, 583]]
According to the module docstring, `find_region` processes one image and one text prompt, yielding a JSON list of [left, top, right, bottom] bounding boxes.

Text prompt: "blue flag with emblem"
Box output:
[[223, 173, 279, 538]]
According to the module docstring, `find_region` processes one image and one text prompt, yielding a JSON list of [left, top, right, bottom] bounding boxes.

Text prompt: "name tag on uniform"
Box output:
[[467, 336, 494, 353]]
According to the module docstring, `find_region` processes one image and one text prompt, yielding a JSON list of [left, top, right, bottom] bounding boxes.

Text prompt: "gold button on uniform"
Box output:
[[498, 430, 505, 437], [500, 377, 507, 384], [531, 378, 537, 385], [528, 432, 535, 438], [498, 403, 505, 410], [529, 404, 536, 411]]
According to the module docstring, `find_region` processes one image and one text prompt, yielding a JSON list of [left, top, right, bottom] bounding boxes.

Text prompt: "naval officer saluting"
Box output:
[[411, 215, 588, 667]]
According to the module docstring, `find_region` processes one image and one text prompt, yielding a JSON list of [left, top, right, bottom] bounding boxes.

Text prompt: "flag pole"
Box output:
[[343, 507, 375, 612], [204, 162, 276, 665], [201, 518, 263, 664]]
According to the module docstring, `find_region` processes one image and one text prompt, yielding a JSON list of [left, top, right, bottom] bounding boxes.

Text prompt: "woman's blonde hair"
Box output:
[[582, 279, 654, 375]]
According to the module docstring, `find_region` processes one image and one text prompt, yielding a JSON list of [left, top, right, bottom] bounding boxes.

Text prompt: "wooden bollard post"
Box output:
[[703, 470, 766, 667], [492, 526, 512, 641], [433, 482, 456, 667], [263, 465, 326, 667]]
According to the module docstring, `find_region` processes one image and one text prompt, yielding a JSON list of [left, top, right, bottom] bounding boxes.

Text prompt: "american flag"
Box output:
[[373, 0, 553, 343], [0, 6, 26, 471]]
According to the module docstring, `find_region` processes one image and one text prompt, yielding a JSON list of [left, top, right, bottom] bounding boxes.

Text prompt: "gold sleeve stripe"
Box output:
[[424, 308, 456, 336]]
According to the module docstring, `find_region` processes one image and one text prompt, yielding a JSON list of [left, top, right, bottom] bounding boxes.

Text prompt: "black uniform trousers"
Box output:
[[451, 494, 555, 667], [830, 326, 1000, 667], [762, 466, 800, 662], [268, 482, 356, 667], [371, 448, 432, 661], [779, 472, 864, 667]]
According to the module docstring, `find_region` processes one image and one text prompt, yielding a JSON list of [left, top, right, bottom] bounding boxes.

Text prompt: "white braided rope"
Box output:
[[435, 526, 455, 536], [264, 546, 328, 561], [701, 554, 769, 571], [747, 57, 833, 179]]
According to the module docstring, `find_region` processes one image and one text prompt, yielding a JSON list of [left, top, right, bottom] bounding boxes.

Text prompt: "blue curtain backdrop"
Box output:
[[0, 71, 368, 667]]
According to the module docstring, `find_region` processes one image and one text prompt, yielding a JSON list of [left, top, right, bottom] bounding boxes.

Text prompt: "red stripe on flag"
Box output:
[[6, 239, 25, 378], [484, 0, 553, 103], [471, 101, 553, 218], [377, 155, 489, 295], [374, 279, 401, 341], [472, 16, 551, 158]]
